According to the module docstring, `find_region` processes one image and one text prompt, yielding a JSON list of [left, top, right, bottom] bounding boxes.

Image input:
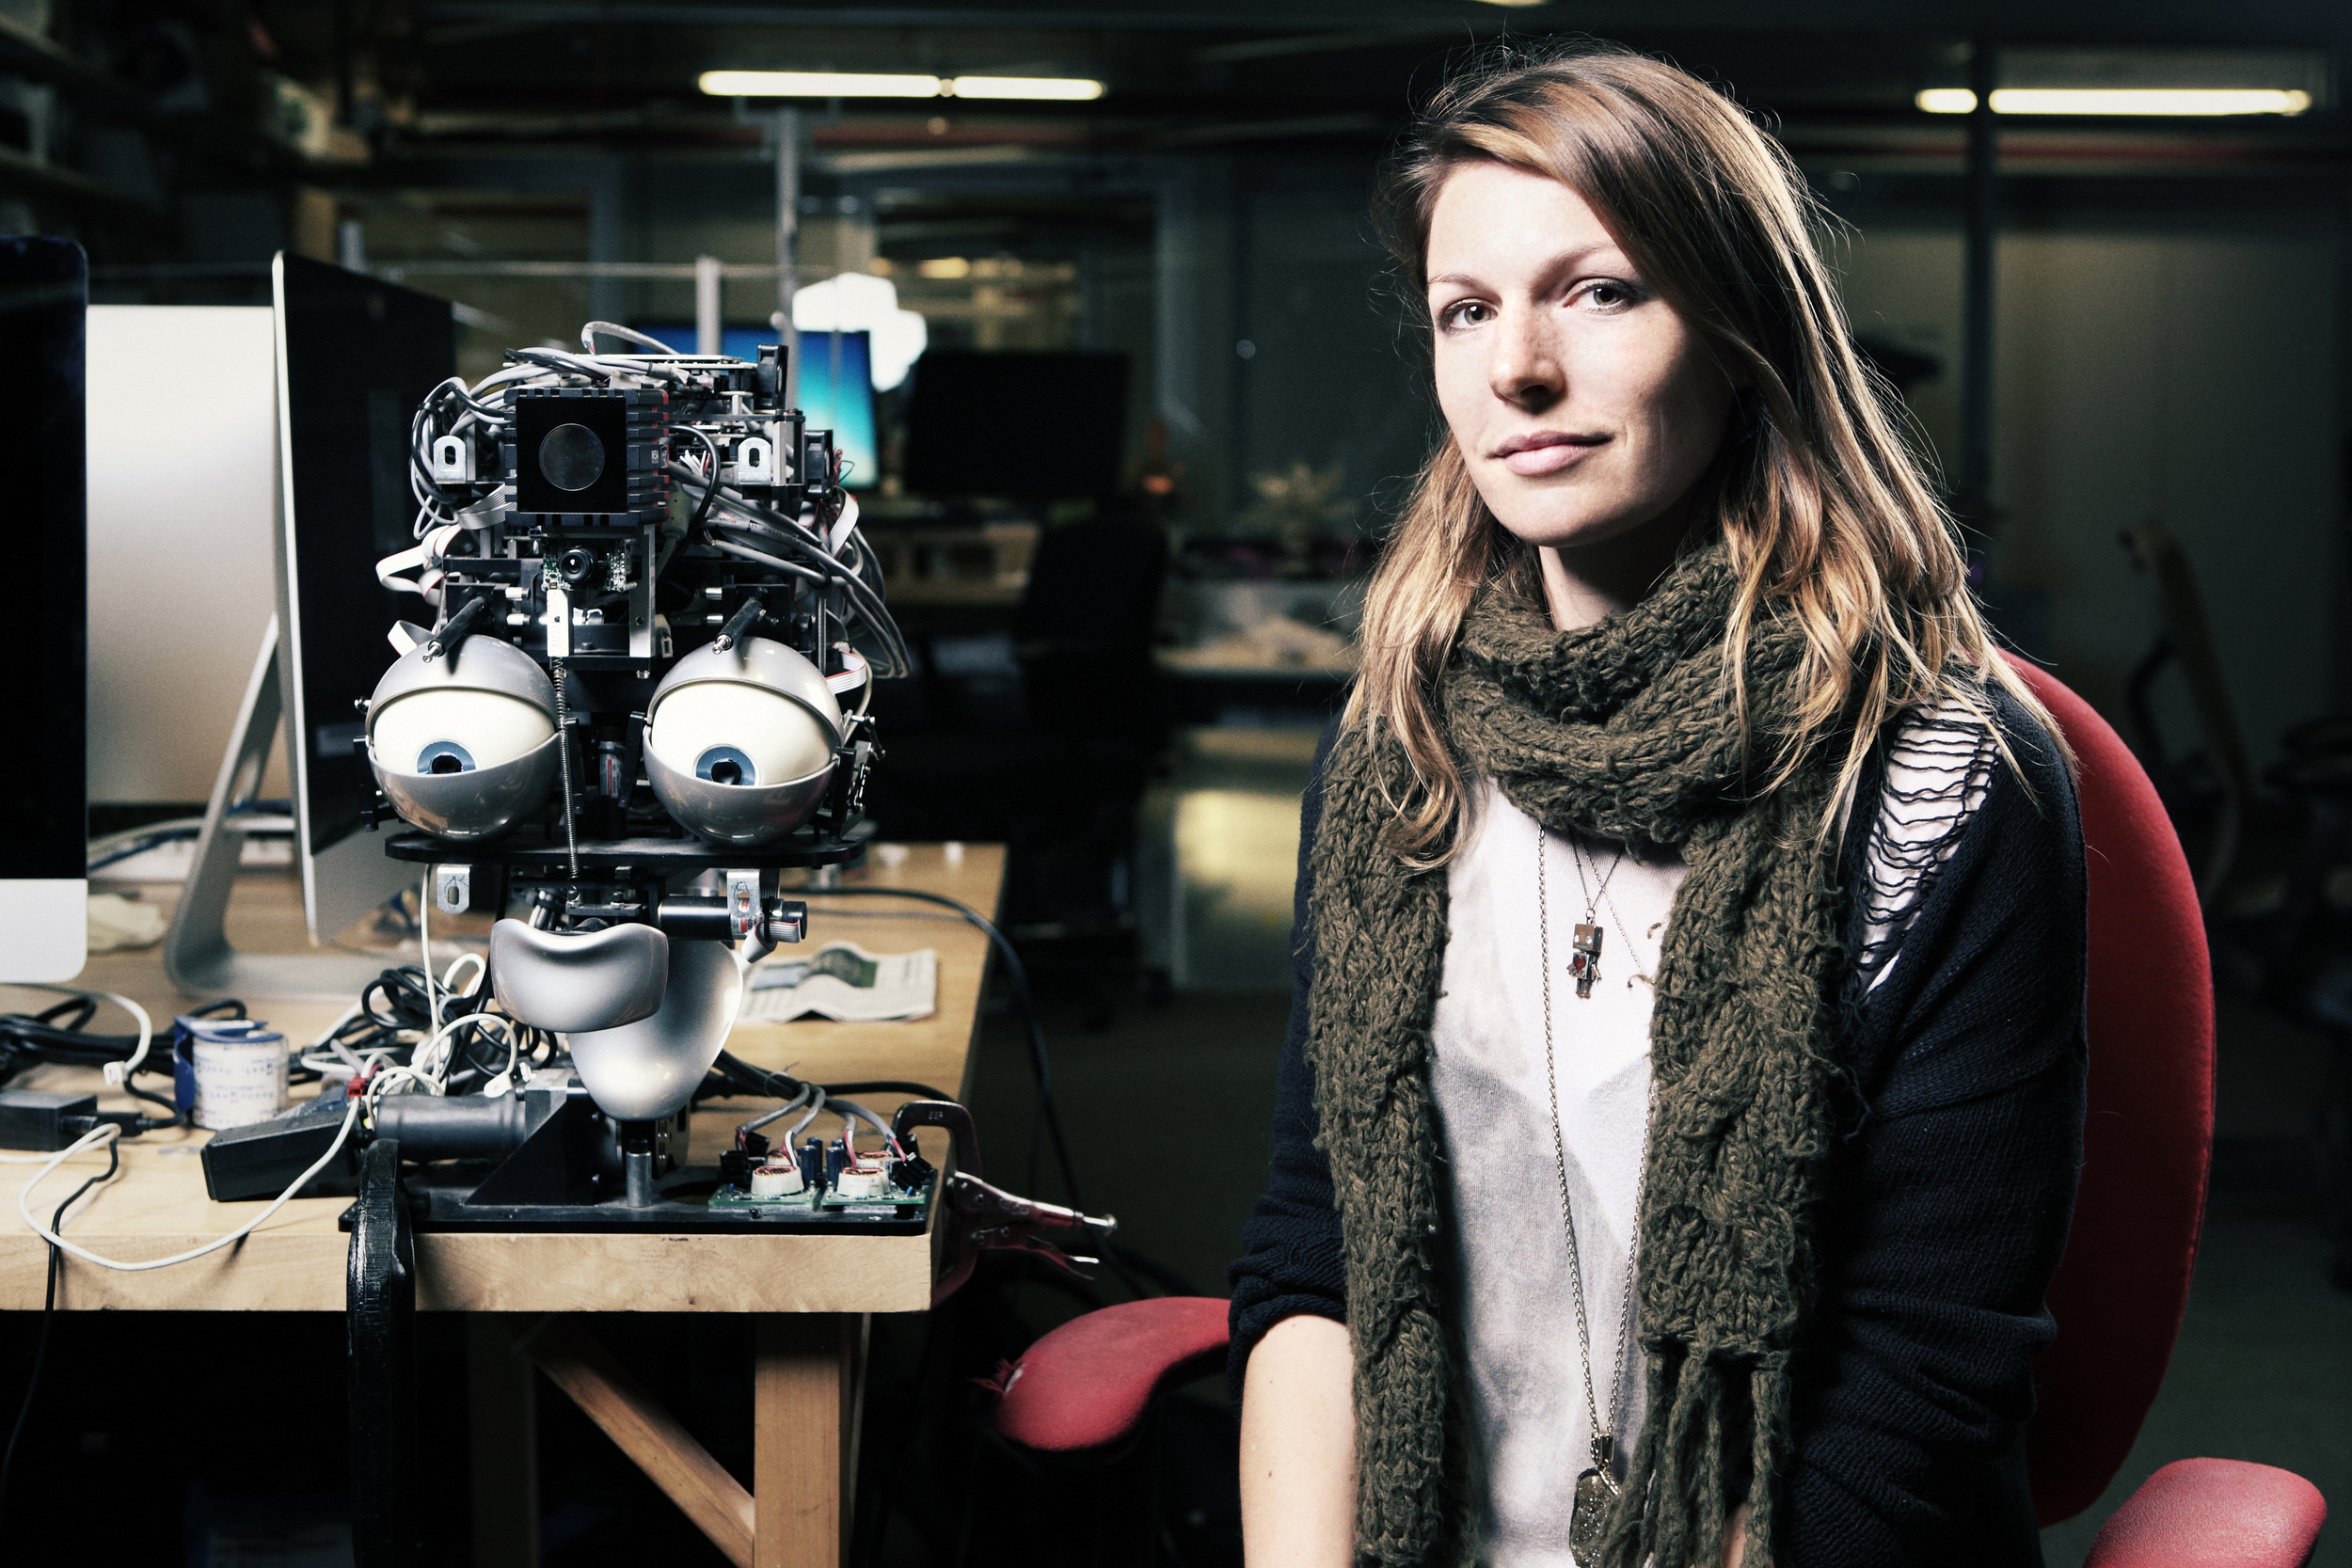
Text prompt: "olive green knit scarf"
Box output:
[[1306, 543, 1844, 1568]]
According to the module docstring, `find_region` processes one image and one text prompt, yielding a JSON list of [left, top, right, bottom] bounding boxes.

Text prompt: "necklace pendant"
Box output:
[[1570, 923, 1603, 1000], [1569, 1463, 1621, 1565]]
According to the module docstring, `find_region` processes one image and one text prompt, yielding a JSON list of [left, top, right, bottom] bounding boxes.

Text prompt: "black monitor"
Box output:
[[274, 254, 457, 939], [0, 237, 87, 981], [902, 351, 1129, 501]]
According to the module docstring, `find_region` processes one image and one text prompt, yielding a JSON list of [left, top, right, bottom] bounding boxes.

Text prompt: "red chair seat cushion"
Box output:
[[989, 1295, 1232, 1454], [2087, 1458, 2328, 1568]]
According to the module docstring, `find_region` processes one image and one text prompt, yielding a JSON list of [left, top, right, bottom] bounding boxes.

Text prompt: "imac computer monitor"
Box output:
[[87, 307, 286, 808], [637, 325, 879, 489], [0, 237, 87, 981], [275, 255, 456, 942], [903, 351, 1127, 500]]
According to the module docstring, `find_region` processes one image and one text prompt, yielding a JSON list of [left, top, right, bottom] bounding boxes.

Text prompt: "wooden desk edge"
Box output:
[[0, 1227, 939, 1313]]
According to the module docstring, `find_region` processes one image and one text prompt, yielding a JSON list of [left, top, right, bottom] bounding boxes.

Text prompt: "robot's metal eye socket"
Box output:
[[420, 741, 476, 775], [538, 423, 606, 492], [695, 745, 756, 786], [642, 637, 846, 846]]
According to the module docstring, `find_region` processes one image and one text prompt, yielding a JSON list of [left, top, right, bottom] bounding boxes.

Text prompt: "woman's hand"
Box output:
[[1722, 1502, 1757, 1568], [1240, 1313, 1356, 1567]]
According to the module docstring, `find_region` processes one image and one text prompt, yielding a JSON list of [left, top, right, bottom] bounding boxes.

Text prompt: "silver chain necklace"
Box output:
[[1538, 827, 1652, 1567]]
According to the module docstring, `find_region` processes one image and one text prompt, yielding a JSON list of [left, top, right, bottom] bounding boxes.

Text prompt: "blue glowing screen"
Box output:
[[636, 325, 878, 490]]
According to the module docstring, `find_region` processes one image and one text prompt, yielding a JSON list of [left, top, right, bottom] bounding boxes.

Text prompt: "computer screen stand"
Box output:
[[163, 617, 393, 1001]]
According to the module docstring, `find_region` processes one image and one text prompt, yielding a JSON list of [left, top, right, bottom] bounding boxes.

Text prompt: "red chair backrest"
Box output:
[[2004, 655, 2216, 1524]]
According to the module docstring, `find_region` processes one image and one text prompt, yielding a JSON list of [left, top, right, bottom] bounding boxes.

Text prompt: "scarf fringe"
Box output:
[[1599, 1351, 1790, 1568]]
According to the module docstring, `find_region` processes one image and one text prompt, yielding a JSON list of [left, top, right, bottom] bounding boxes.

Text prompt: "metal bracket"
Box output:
[[432, 864, 471, 915]]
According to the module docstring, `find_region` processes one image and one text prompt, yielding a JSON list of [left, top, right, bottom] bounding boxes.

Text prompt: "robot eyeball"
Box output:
[[367, 636, 563, 840], [643, 636, 845, 847]]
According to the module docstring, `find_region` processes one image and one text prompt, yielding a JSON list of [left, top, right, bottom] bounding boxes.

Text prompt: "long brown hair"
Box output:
[[1351, 42, 2057, 862]]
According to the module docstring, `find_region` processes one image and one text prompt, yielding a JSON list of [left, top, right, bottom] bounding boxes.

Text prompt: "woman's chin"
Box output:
[[1487, 499, 1683, 559]]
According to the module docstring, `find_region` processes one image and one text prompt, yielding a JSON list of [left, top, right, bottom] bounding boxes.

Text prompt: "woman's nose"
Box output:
[[1489, 310, 1565, 411]]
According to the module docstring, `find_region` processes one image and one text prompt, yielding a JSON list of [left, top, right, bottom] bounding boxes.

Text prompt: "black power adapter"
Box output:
[[0, 1089, 99, 1151]]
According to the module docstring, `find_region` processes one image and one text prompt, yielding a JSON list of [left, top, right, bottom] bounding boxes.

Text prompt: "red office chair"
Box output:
[[982, 661, 2328, 1566]]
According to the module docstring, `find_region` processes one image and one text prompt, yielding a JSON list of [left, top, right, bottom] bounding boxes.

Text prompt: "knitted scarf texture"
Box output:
[[1306, 544, 1845, 1568]]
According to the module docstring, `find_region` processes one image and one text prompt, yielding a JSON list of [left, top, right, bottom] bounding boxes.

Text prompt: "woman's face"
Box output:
[[1425, 161, 1736, 564]]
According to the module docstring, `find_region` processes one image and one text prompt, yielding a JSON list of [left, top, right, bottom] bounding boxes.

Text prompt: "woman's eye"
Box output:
[[1577, 279, 1639, 311], [1438, 299, 1493, 330]]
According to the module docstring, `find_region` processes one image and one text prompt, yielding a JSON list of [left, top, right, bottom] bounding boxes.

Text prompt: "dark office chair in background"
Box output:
[[977, 659, 2328, 1567], [865, 508, 1169, 1018], [2122, 528, 2352, 1286]]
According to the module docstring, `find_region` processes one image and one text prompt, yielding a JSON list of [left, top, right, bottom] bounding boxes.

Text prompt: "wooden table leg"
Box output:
[[755, 1313, 867, 1568], [468, 1315, 540, 1568]]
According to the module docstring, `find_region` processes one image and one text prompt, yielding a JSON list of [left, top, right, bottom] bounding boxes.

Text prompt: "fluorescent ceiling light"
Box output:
[[698, 71, 1105, 102], [1917, 87, 2312, 116], [947, 76, 1104, 101], [699, 71, 945, 98]]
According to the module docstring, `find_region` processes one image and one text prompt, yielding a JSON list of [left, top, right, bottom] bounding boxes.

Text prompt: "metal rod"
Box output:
[[775, 107, 802, 409], [694, 253, 722, 356], [1958, 36, 1999, 535]]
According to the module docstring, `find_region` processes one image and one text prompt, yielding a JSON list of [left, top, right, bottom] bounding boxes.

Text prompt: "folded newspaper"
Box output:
[[740, 941, 938, 1023]]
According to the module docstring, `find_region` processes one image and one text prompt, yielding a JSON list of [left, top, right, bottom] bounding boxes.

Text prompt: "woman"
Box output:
[[1226, 44, 2087, 1568]]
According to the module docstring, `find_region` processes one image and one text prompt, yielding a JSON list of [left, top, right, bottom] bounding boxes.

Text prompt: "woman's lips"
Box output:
[[1494, 433, 1605, 478]]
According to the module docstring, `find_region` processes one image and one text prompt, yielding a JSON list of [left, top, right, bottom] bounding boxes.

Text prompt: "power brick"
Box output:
[[0, 1089, 98, 1151]]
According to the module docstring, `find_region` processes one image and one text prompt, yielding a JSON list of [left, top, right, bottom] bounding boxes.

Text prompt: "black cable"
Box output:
[[119, 1079, 183, 1132], [0, 1132, 121, 1531], [822, 1078, 959, 1102], [693, 1052, 957, 1110], [681, 425, 726, 535], [0, 993, 230, 1094], [796, 886, 1084, 1214]]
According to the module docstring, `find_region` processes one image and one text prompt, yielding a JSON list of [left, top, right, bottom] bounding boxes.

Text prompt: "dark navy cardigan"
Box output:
[[1227, 689, 2089, 1568]]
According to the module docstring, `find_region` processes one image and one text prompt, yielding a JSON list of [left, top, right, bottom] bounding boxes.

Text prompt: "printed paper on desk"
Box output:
[[742, 942, 938, 1022]]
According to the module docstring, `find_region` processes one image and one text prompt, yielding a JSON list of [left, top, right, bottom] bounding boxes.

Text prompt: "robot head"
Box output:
[[366, 635, 562, 840], [642, 635, 843, 847]]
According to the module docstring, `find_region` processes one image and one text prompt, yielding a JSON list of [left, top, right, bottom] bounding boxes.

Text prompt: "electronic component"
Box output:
[[833, 1164, 888, 1200], [0, 1089, 99, 1152], [511, 387, 670, 523], [749, 1162, 804, 1198], [200, 1090, 359, 1201]]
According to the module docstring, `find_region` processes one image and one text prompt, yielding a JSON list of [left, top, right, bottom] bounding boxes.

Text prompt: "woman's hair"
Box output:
[[1351, 41, 2059, 862]]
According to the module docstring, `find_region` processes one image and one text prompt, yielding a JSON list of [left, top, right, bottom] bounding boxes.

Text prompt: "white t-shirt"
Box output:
[[1430, 706, 1993, 1567]]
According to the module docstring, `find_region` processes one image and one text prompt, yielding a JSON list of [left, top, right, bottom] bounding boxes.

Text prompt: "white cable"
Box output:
[[310, 999, 368, 1072], [16, 1100, 361, 1272], [0, 1140, 115, 1164], [4, 987, 156, 1090], [827, 490, 860, 555], [420, 874, 441, 1041], [413, 1011, 517, 1095], [582, 322, 678, 355]]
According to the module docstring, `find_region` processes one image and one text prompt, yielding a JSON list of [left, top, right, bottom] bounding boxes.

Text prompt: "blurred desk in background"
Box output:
[[861, 520, 1038, 610]]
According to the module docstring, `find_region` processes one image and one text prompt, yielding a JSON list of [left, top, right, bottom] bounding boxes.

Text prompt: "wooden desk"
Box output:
[[0, 843, 1004, 1568]]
